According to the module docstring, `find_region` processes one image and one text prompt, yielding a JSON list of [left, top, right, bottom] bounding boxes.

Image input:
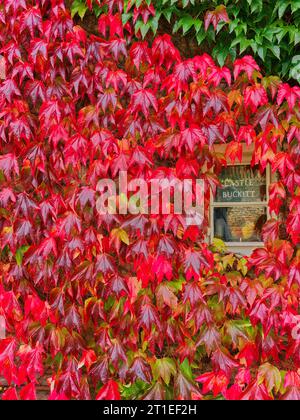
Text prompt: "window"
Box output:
[[210, 162, 271, 253]]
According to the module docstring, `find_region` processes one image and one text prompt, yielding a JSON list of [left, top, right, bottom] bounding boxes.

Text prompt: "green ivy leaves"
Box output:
[[15, 245, 30, 266], [71, 0, 300, 81], [71, 0, 89, 19]]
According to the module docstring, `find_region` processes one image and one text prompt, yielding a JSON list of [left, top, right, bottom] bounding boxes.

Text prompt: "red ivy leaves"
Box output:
[[96, 380, 120, 400], [204, 6, 230, 31], [196, 371, 229, 397], [234, 55, 261, 80]]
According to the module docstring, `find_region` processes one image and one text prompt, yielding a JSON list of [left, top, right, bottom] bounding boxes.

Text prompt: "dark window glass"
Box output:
[[214, 207, 267, 242]]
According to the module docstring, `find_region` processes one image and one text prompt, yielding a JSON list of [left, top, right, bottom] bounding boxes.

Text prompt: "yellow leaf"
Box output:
[[111, 228, 130, 245], [258, 363, 281, 394], [237, 257, 248, 276], [212, 238, 227, 253], [118, 228, 130, 245]]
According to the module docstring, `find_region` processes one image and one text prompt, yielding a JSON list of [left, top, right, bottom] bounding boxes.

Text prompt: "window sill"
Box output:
[[224, 242, 263, 247]]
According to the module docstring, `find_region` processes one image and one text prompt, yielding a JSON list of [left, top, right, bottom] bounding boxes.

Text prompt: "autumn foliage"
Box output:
[[71, 0, 300, 82], [0, 0, 299, 400]]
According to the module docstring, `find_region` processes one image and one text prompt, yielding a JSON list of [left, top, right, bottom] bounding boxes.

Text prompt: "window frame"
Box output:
[[209, 144, 272, 252]]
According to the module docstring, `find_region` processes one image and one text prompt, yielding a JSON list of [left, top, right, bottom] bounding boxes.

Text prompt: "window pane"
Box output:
[[213, 207, 267, 242], [215, 165, 267, 203]]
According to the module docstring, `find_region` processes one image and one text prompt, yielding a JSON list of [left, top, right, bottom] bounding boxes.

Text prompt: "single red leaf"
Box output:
[[96, 380, 120, 400]]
